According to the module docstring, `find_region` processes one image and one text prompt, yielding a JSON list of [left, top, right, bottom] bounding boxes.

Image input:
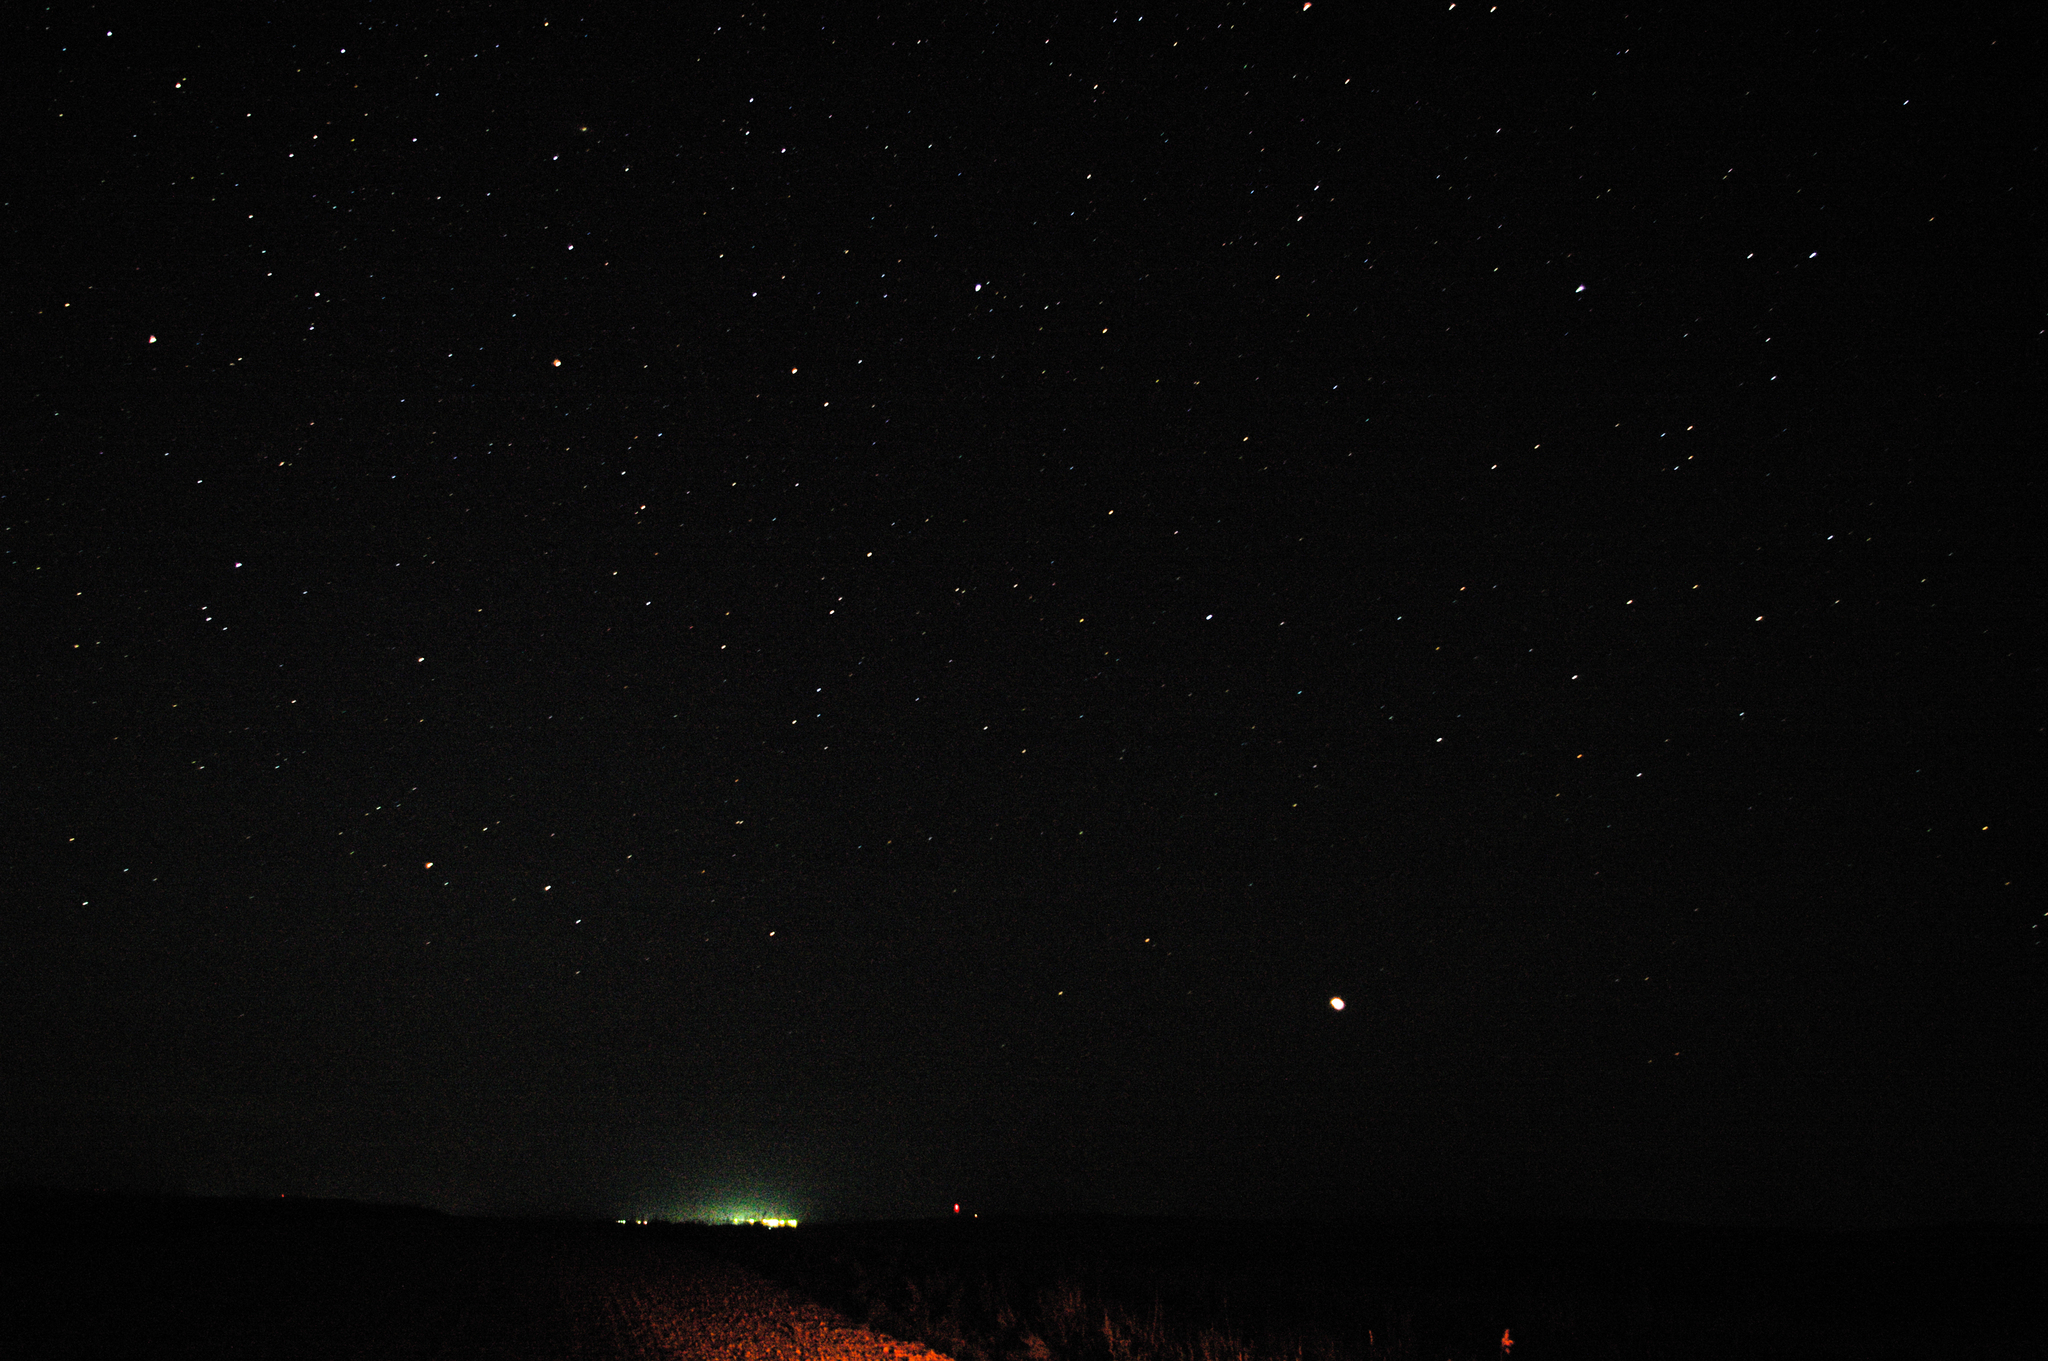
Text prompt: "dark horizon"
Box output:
[[13, 1186, 2048, 1236], [6, 3, 2038, 1233]]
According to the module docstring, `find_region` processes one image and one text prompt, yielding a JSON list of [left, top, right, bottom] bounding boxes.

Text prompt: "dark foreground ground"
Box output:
[[3, 1195, 2038, 1360], [697, 1213, 2041, 1361], [0, 1192, 950, 1361]]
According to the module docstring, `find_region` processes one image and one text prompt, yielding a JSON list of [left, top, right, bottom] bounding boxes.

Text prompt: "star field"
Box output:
[[4, 4, 2038, 1224]]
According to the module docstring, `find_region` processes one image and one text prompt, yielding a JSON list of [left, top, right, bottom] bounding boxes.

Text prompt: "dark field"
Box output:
[[691, 1214, 2042, 1361], [1, 1192, 941, 1361], [4, 1195, 2037, 1360]]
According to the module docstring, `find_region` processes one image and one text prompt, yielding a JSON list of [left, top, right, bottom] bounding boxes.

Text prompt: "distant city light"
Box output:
[[682, 1197, 802, 1226]]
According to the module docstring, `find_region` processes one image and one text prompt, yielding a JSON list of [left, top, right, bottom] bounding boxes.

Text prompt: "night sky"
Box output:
[[7, 4, 2039, 1228]]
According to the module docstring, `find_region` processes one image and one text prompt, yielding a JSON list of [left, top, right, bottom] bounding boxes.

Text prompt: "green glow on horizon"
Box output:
[[676, 1198, 802, 1227]]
